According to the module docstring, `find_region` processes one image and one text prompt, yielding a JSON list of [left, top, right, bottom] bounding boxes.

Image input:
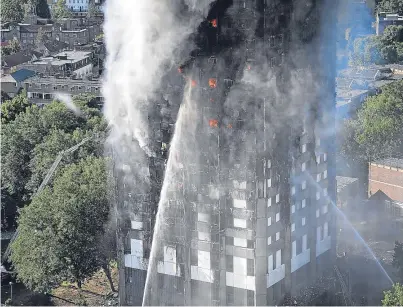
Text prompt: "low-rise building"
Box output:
[[0, 68, 36, 98], [336, 176, 359, 209], [369, 158, 403, 202], [22, 50, 94, 77], [22, 75, 102, 106], [376, 12, 403, 35]]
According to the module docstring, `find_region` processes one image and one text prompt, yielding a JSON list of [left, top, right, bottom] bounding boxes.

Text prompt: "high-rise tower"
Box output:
[[115, 0, 338, 305]]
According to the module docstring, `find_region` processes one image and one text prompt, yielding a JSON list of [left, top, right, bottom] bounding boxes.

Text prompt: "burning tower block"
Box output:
[[115, 0, 338, 305]]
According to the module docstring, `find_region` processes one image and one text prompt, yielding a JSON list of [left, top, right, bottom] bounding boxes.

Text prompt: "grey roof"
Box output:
[[43, 40, 69, 53], [372, 157, 403, 169], [19, 24, 53, 33], [23, 75, 101, 86], [2, 51, 32, 67], [336, 176, 358, 193]]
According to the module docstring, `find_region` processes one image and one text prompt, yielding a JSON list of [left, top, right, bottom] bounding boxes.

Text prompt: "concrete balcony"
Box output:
[[291, 248, 310, 273], [316, 235, 331, 257], [267, 264, 285, 288]]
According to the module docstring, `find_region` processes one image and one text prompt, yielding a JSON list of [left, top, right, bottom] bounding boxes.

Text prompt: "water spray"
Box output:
[[305, 173, 393, 285]]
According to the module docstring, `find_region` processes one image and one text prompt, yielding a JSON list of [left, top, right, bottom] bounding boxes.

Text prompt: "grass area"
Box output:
[[51, 266, 119, 306]]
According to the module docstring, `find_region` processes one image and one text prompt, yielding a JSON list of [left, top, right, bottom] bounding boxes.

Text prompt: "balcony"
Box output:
[[267, 264, 285, 288], [291, 248, 310, 273], [316, 235, 331, 257]]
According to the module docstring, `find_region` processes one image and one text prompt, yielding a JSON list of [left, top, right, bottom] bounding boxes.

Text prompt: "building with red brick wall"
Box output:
[[369, 158, 403, 202]]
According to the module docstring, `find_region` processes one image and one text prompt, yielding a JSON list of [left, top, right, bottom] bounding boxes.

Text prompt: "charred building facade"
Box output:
[[115, 0, 338, 305]]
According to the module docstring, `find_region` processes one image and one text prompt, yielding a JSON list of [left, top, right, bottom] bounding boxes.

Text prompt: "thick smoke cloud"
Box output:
[[102, 0, 342, 305]]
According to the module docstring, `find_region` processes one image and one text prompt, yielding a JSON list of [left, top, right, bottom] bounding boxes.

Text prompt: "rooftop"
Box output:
[[336, 176, 358, 193], [31, 51, 92, 66], [371, 157, 403, 169], [23, 75, 101, 86]]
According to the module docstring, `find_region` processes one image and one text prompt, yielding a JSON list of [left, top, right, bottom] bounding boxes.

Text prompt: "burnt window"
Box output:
[[247, 259, 254, 276], [226, 255, 233, 272], [226, 236, 234, 246], [247, 290, 255, 306], [191, 248, 198, 266], [226, 287, 234, 304]]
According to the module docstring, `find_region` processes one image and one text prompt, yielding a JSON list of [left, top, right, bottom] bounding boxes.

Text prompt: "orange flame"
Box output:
[[227, 123, 232, 129], [209, 78, 217, 88], [209, 119, 218, 127], [210, 19, 217, 27], [247, 65, 251, 70], [178, 67, 183, 73], [191, 79, 197, 87]]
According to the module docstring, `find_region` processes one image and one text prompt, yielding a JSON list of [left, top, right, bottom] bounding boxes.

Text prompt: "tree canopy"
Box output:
[[1, 38, 22, 58], [1, 91, 31, 125], [1, 95, 107, 236], [393, 241, 403, 282], [382, 283, 403, 306], [10, 157, 112, 292], [51, 0, 72, 19], [340, 80, 403, 162], [377, 0, 403, 15], [1, 0, 24, 22], [36, 0, 51, 18]]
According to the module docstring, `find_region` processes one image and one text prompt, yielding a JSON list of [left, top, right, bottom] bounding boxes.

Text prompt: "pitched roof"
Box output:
[[10, 68, 36, 82], [2, 51, 33, 67]]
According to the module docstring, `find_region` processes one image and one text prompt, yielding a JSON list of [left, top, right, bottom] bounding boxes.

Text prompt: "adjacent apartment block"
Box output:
[[115, 0, 338, 306], [369, 158, 403, 202]]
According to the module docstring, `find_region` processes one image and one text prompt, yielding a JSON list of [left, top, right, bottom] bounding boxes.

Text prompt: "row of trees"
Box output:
[[1, 93, 116, 292], [339, 80, 403, 162], [1, 0, 51, 22], [350, 25, 403, 66], [348, 0, 403, 66]]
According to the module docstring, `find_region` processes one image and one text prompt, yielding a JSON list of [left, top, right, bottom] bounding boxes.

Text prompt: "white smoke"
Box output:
[[102, 1, 213, 304], [102, 0, 213, 157], [54, 92, 82, 116]]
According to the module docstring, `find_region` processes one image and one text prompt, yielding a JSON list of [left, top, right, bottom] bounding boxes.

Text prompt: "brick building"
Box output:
[[369, 158, 403, 202]]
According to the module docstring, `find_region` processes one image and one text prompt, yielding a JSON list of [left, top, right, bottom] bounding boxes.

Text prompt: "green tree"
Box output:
[[51, 0, 72, 19], [1, 91, 31, 124], [393, 241, 403, 282], [340, 80, 403, 161], [382, 283, 403, 306], [377, 0, 403, 15], [1, 0, 24, 22], [1, 97, 106, 217], [10, 157, 112, 292], [382, 25, 403, 43], [350, 35, 384, 66], [36, 0, 51, 18], [87, 0, 98, 18], [1, 39, 22, 58]]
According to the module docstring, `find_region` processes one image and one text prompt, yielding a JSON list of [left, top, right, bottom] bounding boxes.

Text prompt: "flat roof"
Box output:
[[24, 75, 101, 86], [371, 157, 403, 169], [32, 51, 92, 66]]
